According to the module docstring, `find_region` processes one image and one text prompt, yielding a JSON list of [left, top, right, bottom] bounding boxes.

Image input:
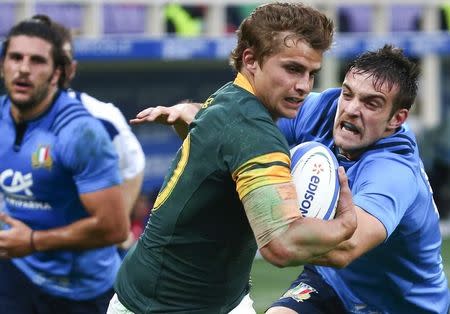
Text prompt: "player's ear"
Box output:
[[242, 48, 258, 74], [388, 108, 408, 130], [50, 67, 62, 86]]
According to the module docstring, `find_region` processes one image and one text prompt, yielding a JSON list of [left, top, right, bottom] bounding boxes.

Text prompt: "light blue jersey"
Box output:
[[278, 88, 450, 314], [0, 91, 122, 300]]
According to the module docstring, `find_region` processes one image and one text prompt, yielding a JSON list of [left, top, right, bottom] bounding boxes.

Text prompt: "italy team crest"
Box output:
[[281, 282, 317, 302], [32, 145, 53, 170]]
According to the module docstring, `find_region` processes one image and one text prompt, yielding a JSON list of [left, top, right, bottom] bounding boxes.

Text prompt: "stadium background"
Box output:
[[0, 1, 449, 312]]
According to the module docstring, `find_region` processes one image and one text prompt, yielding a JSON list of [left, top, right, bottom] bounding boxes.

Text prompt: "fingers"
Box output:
[[130, 106, 181, 125], [335, 167, 357, 237], [0, 212, 14, 226], [337, 167, 351, 207], [335, 168, 353, 217]]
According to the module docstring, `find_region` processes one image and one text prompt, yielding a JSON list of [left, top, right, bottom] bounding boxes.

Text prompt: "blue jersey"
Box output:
[[0, 91, 122, 300], [278, 88, 450, 314]]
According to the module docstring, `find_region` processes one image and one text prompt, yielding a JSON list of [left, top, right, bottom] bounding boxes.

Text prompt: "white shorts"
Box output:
[[107, 293, 256, 314], [229, 293, 257, 314], [107, 294, 134, 314]]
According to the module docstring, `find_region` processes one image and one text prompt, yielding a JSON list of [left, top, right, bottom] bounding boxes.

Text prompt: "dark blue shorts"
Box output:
[[0, 259, 114, 314], [268, 266, 346, 314]]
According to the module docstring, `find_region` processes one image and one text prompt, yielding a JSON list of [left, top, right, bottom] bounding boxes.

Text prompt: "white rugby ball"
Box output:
[[290, 141, 339, 220]]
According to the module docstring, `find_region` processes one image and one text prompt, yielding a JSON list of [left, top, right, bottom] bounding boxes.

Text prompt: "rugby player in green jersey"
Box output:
[[109, 3, 357, 313]]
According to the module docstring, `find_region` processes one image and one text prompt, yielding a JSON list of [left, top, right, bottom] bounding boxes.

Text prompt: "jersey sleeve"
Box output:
[[351, 157, 418, 237], [220, 112, 291, 200], [56, 116, 122, 194]]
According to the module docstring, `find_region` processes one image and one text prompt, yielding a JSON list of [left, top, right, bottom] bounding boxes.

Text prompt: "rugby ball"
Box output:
[[290, 141, 339, 220]]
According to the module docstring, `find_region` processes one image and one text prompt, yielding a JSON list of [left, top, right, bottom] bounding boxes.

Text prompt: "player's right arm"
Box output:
[[130, 102, 201, 139], [306, 206, 386, 268], [242, 167, 357, 268]]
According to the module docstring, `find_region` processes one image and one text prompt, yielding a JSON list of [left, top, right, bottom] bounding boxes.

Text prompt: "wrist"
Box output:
[[30, 230, 38, 252]]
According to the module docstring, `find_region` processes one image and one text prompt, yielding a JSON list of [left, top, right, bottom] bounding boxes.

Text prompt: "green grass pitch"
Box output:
[[250, 236, 450, 314]]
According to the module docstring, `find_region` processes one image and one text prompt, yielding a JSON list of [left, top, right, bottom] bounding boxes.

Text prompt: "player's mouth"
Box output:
[[284, 97, 304, 107], [340, 121, 360, 135], [13, 79, 33, 92]]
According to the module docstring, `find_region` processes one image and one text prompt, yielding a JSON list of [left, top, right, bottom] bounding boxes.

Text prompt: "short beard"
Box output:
[[7, 80, 53, 114]]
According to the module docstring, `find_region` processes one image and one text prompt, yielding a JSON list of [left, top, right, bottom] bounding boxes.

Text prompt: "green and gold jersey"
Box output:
[[115, 73, 291, 313]]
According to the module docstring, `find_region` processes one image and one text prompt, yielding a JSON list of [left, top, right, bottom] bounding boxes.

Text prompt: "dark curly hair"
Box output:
[[1, 14, 69, 89]]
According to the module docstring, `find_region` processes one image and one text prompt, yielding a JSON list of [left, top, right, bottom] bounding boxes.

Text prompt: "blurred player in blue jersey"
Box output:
[[0, 16, 129, 314], [53, 20, 145, 216], [267, 45, 450, 314], [139, 45, 450, 314], [51, 19, 146, 252]]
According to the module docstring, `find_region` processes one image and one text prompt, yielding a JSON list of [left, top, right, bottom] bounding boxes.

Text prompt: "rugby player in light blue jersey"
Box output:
[[0, 16, 129, 313], [268, 45, 450, 314]]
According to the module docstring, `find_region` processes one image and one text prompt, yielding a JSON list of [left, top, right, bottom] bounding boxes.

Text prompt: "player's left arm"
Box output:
[[307, 206, 386, 268], [31, 186, 129, 251]]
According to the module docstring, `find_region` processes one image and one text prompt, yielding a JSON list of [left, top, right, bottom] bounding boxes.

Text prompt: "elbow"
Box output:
[[103, 218, 130, 245], [259, 240, 302, 268], [326, 254, 353, 269], [110, 227, 129, 244]]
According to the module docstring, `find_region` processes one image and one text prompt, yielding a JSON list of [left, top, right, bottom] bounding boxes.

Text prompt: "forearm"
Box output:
[[306, 244, 354, 268], [32, 187, 130, 252], [31, 215, 128, 251], [261, 215, 355, 267], [246, 167, 356, 267], [306, 206, 387, 268]]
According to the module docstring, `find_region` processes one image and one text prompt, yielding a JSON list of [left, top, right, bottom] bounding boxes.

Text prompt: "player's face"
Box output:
[[251, 39, 322, 120], [2, 35, 60, 114], [333, 70, 406, 160]]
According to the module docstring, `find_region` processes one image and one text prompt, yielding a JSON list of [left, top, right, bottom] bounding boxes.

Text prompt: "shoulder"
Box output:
[[50, 91, 95, 136]]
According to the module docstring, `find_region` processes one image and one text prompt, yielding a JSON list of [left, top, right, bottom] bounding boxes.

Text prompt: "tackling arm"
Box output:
[[244, 167, 357, 267], [307, 206, 386, 268]]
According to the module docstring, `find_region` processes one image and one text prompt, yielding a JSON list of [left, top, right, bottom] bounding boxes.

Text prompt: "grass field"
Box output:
[[250, 236, 450, 314]]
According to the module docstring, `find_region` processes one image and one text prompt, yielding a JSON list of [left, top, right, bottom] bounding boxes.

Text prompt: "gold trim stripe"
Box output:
[[153, 134, 191, 210], [233, 152, 291, 199]]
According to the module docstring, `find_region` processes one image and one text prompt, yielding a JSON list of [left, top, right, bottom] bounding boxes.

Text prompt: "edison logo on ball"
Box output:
[[299, 174, 321, 217]]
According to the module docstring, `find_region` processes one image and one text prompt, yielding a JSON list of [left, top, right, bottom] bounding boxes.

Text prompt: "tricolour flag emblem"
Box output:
[[32, 145, 53, 170], [281, 282, 317, 302]]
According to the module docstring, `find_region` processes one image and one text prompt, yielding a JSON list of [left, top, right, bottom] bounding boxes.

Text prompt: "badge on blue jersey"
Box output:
[[31, 145, 53, 170]]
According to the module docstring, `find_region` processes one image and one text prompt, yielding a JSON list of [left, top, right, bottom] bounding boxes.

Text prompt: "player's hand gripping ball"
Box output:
[[290, 141, 340, 220]]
